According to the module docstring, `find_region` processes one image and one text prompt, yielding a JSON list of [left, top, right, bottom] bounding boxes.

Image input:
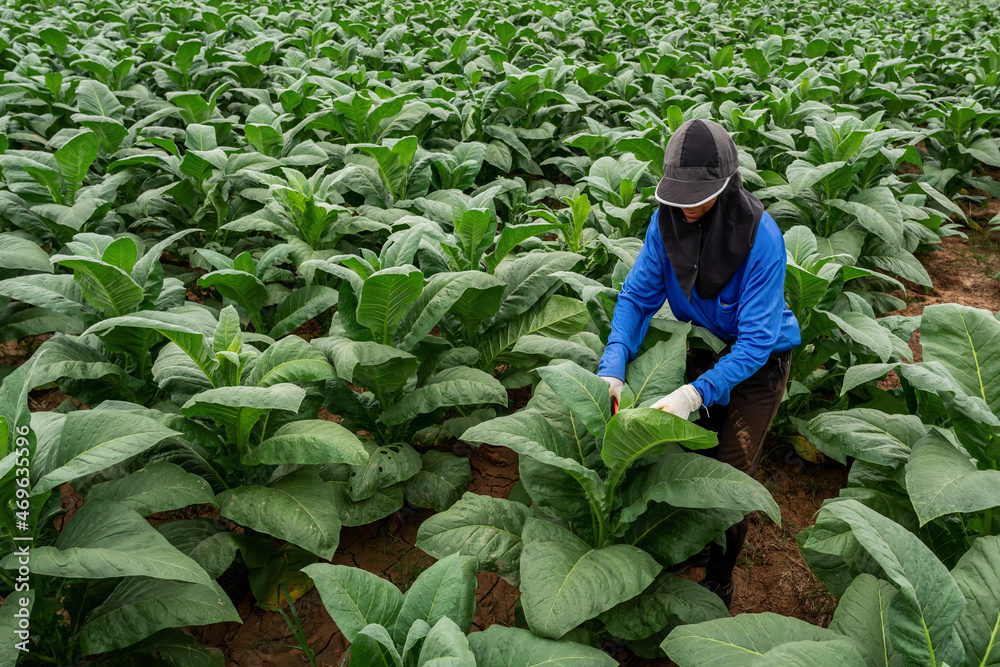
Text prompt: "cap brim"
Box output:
[[654, 175, 731, 207]]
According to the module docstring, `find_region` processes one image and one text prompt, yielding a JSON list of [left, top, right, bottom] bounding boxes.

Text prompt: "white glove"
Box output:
[[651, 384, 703, 418], [599, 376, 623, 402]]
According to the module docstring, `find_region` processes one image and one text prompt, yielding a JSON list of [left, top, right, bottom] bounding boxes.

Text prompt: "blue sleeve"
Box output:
[[597, 212, 668, 381], [690, 229, 787, 407]]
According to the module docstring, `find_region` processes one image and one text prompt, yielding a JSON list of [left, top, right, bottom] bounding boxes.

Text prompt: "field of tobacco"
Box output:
[[2, 0, 1000, 663]]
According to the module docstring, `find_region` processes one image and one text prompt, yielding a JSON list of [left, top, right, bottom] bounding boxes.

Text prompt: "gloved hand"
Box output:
[[599, 376, 624, 403], [651, 384, 703, 418]]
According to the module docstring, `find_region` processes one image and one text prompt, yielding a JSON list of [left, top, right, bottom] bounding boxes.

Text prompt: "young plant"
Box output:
[[302, 554, 618, 666]]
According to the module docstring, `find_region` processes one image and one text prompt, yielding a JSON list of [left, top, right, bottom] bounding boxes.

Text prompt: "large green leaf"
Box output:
[[600, 572, 729, 642], [0, 305, 85, 342], [0, 591, 33, 667], [180, 383, 305, 450], [535, 360, 612, 439], [415, 492, 530, 585], [55, 130, 100, 199], [753, 640, 869, 666], [76, 80, 125, 119], [480, 295, 589, 368], [418, 617, 477, 666], [396, 271, 504, 351], [519, 519, 661, 638], [517, 456, 592, 522], [379, 366, 507, 426], [662, 613, 852, 666], [0, 233, 53, 272], [485, 221, 562, 273], [348, 441, 422, 501], [131, 229, 200, 307], [156, 518, 267, 579], [32, 410, 180, 496], [828, 187, 903, 247], [86, 462, 214, 515], [920, 303, 1000, 415], [403, 450, 471, 511], [313, 337, 419, 395], [829, 574, 901, 667], [54, 255, 144, 316], [624, 505, 744, 568], [784, 226, 818, 263], [951, 535, 1000, 667], [462, 409, 603, 488], [785, 262, 830, 321], [357, 266, 424, 344], [492, 251, 583, 325], [898, 362, 1000, 430], [806, 409, 925, 467], [78, 576, 239, 654], [601, 408, 718, 490], [86, 311, 219, 380], [197, 269, 268, 326], [527, 379, 603, 470], [269, 284, 339, 338], [102, 237, 138, 273], [216, 468, 342, 559], [391, 553, 479, 645], [510, 334, 601, 370], [0, 274, 87, 320], [351, 623, 403, 667], [1, 499, 212, 585], [626, 334, 689, 407], [906, 431, 1000, 527], [467, 625, 617, 666], [244, 335, 334, 387], [301, 563, 403, 644], [127, 628, 225, 667], [329, 480, 405, 527], [818, 309, 894, 362], [243, 419, 368, 466], [621, 452, 781, 524], [812, 499, 967, 666]]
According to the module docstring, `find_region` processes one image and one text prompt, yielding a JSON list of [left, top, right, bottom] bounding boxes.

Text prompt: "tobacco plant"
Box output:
[[417, 336, 779, 647]]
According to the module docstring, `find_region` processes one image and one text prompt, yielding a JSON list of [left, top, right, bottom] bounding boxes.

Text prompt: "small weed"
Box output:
[[738, 520, 769, 580], [240, 584, 317, 667]]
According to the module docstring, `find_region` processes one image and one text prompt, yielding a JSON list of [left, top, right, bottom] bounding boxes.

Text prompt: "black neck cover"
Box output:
[[656, 173, 765, 301]]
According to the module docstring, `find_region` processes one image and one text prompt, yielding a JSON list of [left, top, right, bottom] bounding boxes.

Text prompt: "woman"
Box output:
[[597, 118, 801, 607]]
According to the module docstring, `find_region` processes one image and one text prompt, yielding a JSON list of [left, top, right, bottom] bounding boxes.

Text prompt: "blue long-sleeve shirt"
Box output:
[[597, 208, 800, 407]]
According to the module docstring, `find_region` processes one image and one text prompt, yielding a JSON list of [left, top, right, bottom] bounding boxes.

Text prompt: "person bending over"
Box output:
[[597, 118, 801, 607]]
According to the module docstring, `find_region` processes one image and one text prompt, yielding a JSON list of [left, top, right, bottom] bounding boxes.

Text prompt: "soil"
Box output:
[[0, 333, 52, 370], [292, 318, 325, 341]]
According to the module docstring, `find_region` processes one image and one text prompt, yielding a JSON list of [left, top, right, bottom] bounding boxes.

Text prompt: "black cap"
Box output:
[[654, 119, 739, 207]]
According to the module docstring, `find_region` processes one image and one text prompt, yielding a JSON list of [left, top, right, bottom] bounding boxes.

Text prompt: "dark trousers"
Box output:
[[685, 345, 792, 583]]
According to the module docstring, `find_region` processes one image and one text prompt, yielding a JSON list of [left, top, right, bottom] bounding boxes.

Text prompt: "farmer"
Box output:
[[597, 118, 801, 608]]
